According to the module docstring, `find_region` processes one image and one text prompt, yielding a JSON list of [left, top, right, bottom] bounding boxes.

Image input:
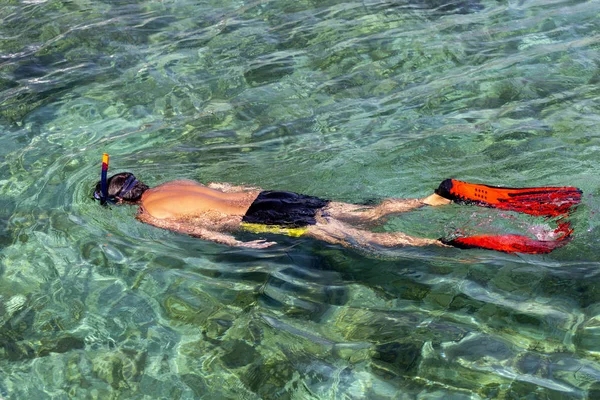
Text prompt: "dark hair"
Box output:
[[93, 172, 149, 204]]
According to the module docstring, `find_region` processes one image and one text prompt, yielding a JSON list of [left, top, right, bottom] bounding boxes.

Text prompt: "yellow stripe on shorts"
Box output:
[[240, 222, 308, 237]]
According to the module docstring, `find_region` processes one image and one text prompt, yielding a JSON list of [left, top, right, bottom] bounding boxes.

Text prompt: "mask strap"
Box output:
[[118, 175, 138, 198]]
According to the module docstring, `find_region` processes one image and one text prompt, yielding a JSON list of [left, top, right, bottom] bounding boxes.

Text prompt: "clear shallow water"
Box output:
[[1, 0, 600, 398]]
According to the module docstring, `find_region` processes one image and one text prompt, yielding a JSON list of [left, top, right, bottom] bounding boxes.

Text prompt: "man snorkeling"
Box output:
[[93, 155, 581, 254]]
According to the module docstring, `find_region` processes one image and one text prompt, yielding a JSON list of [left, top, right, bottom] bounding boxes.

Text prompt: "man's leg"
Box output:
[[324, 193, 450, 223], [305, 218, 445, 250]]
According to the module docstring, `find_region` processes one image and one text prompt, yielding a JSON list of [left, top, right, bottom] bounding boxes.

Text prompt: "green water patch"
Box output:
[[1, 0, 600, 397]]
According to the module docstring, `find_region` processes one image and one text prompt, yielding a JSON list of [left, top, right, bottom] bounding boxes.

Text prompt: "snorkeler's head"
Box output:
[[93, 172, 149, 204]]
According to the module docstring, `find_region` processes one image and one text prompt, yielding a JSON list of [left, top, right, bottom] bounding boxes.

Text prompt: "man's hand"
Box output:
[[239, 239, 277, 249]]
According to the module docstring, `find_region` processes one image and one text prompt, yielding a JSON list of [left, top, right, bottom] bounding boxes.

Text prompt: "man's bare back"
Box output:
[[141, 180, 259, 221]]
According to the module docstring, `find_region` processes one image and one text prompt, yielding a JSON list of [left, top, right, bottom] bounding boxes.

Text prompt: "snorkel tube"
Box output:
[[100, 153, 109, 205]]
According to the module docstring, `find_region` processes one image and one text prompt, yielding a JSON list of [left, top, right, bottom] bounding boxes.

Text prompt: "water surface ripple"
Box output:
[[1, 0, 599, 398]]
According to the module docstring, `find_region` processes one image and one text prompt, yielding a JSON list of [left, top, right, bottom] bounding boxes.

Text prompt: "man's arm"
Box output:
[[179, 224, 275, 248], [207, 182, 262, 193], [136, 211, 275, 249]]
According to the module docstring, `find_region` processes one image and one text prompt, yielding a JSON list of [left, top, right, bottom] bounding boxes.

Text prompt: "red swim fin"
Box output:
[[442, 234, 571, 254], [435, 179, 582, 217]]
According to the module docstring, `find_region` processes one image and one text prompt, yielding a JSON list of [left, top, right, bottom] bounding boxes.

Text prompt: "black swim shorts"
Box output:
[[242, 191, 329, 228]]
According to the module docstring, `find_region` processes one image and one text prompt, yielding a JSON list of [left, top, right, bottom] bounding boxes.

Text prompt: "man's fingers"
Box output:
[[244, 239, 277, 249]]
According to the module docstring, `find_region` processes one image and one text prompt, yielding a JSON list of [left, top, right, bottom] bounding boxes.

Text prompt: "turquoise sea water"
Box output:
[[1, 0, 600, 398]]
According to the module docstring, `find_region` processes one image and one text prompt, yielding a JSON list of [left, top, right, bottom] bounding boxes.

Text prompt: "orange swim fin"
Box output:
[[442, 221, 573, 254], [435, 179, 582, 217], [442, 234, 571, 254]]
